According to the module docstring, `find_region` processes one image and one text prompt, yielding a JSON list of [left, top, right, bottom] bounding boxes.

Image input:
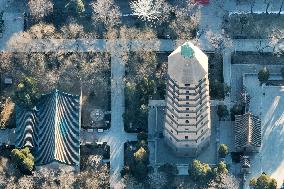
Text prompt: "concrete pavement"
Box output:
[[96, 50, 137, 189]]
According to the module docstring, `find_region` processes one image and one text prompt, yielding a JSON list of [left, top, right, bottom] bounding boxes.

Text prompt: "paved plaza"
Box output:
[[243, 74, 284, 188], [230, 64, 284, 102]]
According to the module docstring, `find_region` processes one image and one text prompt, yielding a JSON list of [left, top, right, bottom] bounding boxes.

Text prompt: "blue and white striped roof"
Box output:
[[15, 90, 81, 166]]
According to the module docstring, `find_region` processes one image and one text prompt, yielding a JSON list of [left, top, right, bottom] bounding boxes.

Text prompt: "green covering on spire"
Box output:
[[181, 43, 194, 58]]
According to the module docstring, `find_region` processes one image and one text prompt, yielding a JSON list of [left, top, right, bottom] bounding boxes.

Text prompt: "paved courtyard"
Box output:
[[243, 74, 284, 188], [230, 64, 284, 102]]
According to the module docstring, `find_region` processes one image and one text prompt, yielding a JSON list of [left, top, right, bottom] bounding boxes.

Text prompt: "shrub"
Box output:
[[218, 144, 229, 158], [258, 67, 270, 84], [11, 147, 34, 173], [134, 147, 148, 162]]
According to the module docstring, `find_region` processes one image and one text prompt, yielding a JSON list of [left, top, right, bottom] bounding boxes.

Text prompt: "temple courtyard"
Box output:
[[243, 74, 284, 188]]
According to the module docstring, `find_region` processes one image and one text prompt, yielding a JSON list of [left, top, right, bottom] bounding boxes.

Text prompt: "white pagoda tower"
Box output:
[[164, 41, 211, 157]]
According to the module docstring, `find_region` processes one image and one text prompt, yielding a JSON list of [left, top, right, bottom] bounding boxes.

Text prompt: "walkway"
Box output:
[[96, 49, 137, 189]]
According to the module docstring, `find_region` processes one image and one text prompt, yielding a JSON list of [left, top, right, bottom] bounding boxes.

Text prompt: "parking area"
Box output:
[[244, 74, 284, 188]]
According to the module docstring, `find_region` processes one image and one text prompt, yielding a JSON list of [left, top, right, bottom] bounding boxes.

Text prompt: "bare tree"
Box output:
[[147, 171, 167, 189], [91, 0, 121, 27], [208, 174, 240, 189], [129, 0, 171, 23], [269, 28, 284, 55], [123, 175, 145, 189], [28, 0, 53, 20], [205, 30, 233, 51], [77, 155, 110, 188], [249, 0, 256, 13], [60, 21, 97, 39], [265, 0, 273, 14], [169, 1, 201, 39]]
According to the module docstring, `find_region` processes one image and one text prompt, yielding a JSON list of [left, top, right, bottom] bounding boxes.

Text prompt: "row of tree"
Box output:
[[189, 159, 240, 189], [26, 0, 200, 39]]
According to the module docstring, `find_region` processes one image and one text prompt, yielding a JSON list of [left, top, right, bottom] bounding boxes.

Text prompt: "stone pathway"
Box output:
[[96, 50, 137, 189]]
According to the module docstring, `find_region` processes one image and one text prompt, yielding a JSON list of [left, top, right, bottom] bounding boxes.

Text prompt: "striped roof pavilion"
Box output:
[[15, 90, 81, 166]]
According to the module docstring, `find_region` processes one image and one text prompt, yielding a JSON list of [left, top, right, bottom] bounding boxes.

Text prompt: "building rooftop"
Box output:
[[168, 41, 208, 85], [234, 112, 261, 151], [15, 90, 81, 166]]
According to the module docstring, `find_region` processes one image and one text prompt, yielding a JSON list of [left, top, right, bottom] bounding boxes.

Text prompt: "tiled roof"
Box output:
[[234, 112, 261, 150], [15, 90, 81, 166]]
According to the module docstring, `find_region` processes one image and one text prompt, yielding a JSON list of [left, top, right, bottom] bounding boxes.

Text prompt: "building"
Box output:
[[234, 112, 261, 153], [15, 90, 81, 166], [164, 42, 211, 157]]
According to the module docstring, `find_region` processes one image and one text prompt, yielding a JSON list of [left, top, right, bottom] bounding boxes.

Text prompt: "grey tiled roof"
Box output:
[[235, 112, 261, 150], [15, 90, 81, 166]]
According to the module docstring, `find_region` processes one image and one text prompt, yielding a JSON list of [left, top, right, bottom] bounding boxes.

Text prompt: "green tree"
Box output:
[[11, 147, 34, 173], [250, 173, 277, 189], [250, 178, 257, 187], [258, 67, 270, 84], [189, 160, 212, 184], [134, 147, 148, 163], [215, 161, 228, 175], [210, 80, 230, 100], [230, 103, 244, 121], [217, 105, 229, 121], [218, 144, 229, 158], [14, 77, 40, 108]]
